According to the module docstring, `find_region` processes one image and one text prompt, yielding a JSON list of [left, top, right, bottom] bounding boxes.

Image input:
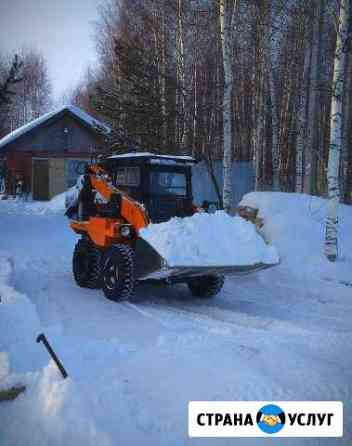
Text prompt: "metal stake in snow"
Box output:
[[36, 333, 68, 379]]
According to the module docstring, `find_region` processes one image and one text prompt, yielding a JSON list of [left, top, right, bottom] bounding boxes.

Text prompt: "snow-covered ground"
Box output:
[[0, 192, 351, 445]]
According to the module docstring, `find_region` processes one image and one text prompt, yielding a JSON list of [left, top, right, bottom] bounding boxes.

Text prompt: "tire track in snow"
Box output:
[[135, 294, 348, 339], [132, 299, 309, 337]]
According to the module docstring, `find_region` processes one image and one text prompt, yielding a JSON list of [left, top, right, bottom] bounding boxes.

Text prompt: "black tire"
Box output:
[[187, 275, 225, 298], [101, 244, 134, 301], [73, 238, 101, 289]]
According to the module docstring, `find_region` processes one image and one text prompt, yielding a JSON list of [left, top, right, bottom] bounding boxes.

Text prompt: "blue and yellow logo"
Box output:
[[256, 404, 286, 434]]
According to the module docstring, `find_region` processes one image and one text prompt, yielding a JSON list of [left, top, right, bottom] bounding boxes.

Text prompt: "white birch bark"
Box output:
[[220, 0, 236, 213], [324, 0, 349, 261], [341, 50, 351, 198]]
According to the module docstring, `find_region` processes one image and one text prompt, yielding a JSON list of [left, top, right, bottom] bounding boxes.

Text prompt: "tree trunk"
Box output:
[[253, 47, 265, 190], [343, 48, 352, 202], [160, 5, 167, 149], [304, 0, 324, 195], [220, 0, 236, 213], [324, 0, 349, 261], [296, 41, 311, 192], [269, 68, 280, 191], [176, 0, 185, 151], [341, 45, 351, 200]]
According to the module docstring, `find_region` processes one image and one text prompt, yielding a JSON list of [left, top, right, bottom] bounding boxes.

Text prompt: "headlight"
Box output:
[[120, 225, 131, 237]]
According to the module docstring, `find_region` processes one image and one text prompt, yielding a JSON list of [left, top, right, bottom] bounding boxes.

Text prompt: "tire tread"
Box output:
[[188, 275, 225, 298]]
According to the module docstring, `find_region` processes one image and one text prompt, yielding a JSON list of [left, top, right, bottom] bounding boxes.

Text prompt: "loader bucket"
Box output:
[[134, 238, 278, 281]]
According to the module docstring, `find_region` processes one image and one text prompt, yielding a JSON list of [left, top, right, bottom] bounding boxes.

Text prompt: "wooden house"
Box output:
[[0, 105, 110, 200]]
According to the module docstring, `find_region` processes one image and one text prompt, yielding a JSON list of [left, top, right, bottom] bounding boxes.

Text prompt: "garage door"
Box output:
[[32, 159, 49, 200], [49, 158, 65, 198]]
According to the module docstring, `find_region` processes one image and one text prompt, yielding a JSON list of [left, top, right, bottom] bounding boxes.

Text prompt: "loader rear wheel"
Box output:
[[73, 239, 101, 289], [101, 244, 134, 301], [187, 275, 225, 298]]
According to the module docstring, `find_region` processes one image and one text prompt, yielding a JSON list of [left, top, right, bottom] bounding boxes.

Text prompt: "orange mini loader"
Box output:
[[66, 153, 274, 301]]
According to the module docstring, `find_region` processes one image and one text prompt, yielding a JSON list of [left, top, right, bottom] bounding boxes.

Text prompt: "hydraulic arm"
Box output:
[[70, 164, 149, 247]]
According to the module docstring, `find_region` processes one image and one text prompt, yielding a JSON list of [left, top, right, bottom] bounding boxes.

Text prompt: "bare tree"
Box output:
[[0, 54, 23, 135], [65, 0, 352, 214], [324, 0, 350, 261], [0, 55, 23, 106], [6, 49, 52, 131]]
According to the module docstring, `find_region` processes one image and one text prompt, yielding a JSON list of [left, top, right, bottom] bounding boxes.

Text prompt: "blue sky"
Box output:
[[0, 0, 102, 101]]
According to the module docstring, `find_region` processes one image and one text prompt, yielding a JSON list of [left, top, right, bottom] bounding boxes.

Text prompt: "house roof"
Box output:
[[0, 105, 110, 151]]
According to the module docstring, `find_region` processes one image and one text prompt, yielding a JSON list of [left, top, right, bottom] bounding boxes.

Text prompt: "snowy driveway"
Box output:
[[1, 197, 351, 445]]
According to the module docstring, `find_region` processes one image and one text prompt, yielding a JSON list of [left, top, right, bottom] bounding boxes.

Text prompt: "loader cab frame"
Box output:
[[102, 153, 196, 223]]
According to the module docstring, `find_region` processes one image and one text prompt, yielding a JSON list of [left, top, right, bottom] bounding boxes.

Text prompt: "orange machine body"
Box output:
[[70, 165, 149, 248]]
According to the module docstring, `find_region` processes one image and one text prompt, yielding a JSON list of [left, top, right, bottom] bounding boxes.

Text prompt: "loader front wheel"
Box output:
[[187, 275, 225, 298], [73, 239, 101, 289], [101, 244, 134, 301]]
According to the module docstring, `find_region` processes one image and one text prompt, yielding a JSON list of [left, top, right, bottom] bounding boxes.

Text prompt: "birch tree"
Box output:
[[158, 3, 168, 148], [79, 0, 352, 204], [303, 0, 324, 194], [6, 49, 52, 129], [219, 0, 236, 213], [266, 4, 281, 191], [295, 41, 311, 192], [252, 1, 265, 191], [176, 0, 185, 150], [324, 0, 350, 261]]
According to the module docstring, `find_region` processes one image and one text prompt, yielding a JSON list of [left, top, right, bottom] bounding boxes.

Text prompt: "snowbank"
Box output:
[[43, 191, 67, 213], [0, 254, 112, 446], [0, 255, 44, 382], [239, 192, 352, 283], [1, 361, 111, 446], [0, 190, 68, 215], [140, 211, 279, 267]]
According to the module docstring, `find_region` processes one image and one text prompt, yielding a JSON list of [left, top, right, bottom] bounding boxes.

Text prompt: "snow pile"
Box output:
[[140, 211, 279, 267], [0, 255, 44, 384], [0, 191, 68, 215], [22, 192, 66, 214], [65, 175, 84, 210], [41, 191, 67, 213], [1, 362, 111, 446], [239, 192, 352, 283], [0, 254, 112, 445]]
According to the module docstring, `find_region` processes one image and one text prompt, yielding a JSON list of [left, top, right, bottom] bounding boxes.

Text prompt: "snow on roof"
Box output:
[[0, 105, 110, 150], [108, 152, 196, 162]]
